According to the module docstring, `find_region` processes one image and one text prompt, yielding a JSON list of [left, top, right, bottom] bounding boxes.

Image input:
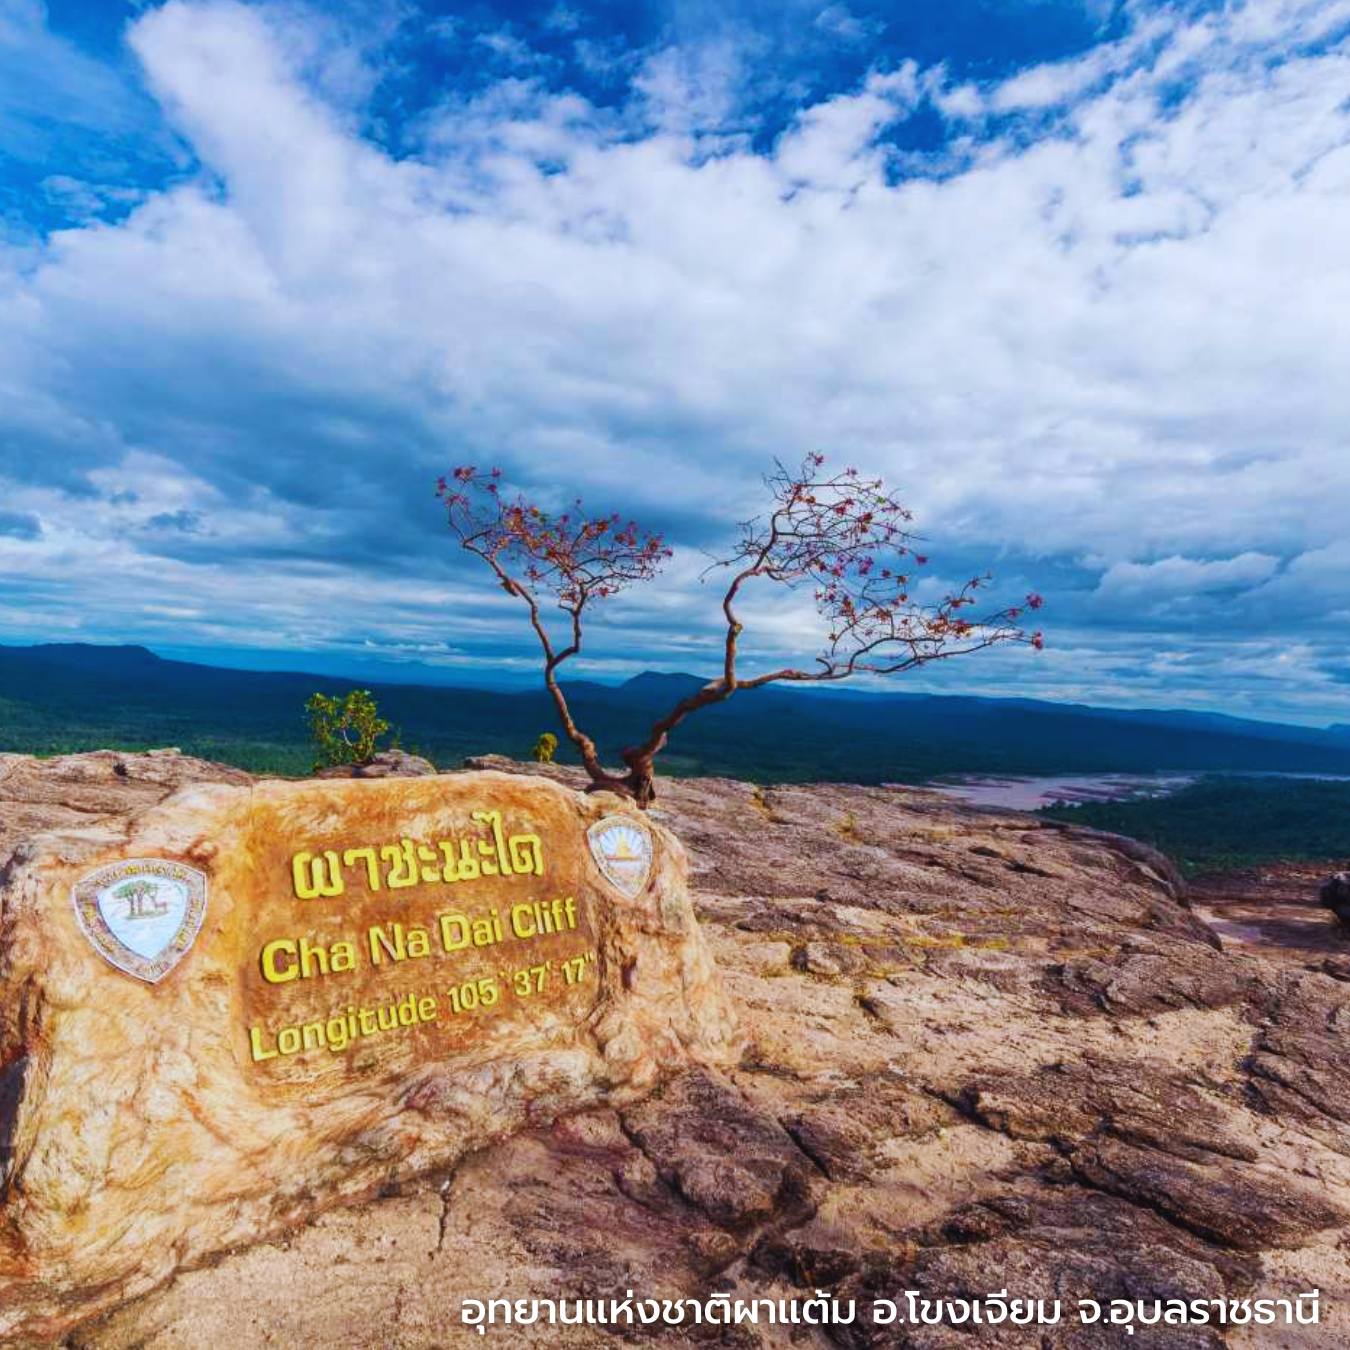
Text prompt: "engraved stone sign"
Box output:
[[0, 768, 737, 1343]]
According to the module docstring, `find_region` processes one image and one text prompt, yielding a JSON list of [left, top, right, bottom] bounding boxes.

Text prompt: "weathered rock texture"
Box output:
[[5, 751, 1350, 1347], [314, 749, 439, 779], [1320, 871, 1350, 930], [0, 756, 735, 1343]]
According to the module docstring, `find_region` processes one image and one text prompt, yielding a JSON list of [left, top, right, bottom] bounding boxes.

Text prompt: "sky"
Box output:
[[1, 0, 1348, 724]]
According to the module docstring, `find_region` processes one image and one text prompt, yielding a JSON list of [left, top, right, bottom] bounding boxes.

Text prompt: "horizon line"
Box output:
[[2, 638, 1344, 736]]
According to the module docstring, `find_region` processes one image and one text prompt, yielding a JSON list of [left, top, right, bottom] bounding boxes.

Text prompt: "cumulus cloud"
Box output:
[[0, 0, 1347, 722], [813, 5, 884, 45], [1096, 553, 1283, 600], [775, 65, 921, 186]]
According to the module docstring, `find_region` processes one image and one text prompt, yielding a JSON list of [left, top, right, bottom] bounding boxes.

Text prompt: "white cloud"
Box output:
[[775, 65, 920, 188], [475, 30, 547, 69], [1096, 553, 1282, 600], [631, 40, 749, 136], [812, 5, 882, 45], [1248, 540, 1350, 621], [0, 0, 1348, 721]]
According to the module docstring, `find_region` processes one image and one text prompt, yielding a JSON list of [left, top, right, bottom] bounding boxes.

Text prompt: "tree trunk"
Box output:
[[619, 745, 657, 809], [624, 759, 656, 808], [580, 750, 657, 809]]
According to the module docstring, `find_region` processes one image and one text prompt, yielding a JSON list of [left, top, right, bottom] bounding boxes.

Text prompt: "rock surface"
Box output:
[[4, 751, 1350, 1347], [0, 756, 735, 1343], [314, 749, 439, 779]]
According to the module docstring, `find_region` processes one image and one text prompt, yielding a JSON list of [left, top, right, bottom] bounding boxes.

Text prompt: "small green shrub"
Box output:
[[305, 689, 391, 770], [532, 731, 559, 764]]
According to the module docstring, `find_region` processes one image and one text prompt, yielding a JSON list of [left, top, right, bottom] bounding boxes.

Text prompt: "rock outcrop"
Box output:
[[1320, 871, 1350, 929], [4, 751, 1350, 1347], [0, 756, 735, 1343], [314, 749, 439, 779]]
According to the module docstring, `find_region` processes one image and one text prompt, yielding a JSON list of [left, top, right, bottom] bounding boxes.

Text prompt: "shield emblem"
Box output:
[[587, 815, 653, 898], [72, 858, 208, 984]]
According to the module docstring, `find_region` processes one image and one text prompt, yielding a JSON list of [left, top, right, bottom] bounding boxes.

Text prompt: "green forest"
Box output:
[[5, 643, 1350, 786], [1040, 776, 1350, 876], [5, 644, 1350, 877]]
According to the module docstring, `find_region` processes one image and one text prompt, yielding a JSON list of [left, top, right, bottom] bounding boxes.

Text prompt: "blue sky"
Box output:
[[1, 0, 1348, 723]]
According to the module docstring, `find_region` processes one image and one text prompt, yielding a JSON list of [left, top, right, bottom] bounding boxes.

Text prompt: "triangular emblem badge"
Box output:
[[72, 858, 208, 984], [587, 815, 653, 898]]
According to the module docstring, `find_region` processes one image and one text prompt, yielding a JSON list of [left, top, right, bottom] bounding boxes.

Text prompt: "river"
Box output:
[[920, 772, 1196, 811]]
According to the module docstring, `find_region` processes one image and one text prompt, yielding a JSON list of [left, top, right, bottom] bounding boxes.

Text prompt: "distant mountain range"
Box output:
[[2, 642, 1349, 784]]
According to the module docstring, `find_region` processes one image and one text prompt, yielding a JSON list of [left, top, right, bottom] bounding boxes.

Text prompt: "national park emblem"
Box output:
[[587, 815, 653, 898], [72, 858, 208, 984]]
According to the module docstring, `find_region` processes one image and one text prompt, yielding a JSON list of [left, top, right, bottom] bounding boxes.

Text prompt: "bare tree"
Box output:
[[439, 455, 1042, 807]]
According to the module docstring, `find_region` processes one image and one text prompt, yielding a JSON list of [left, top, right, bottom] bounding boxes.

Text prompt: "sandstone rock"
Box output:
[[0, 750, 251, 876], [1047, 937, 1261, 1017], [0, 768, 736, 1342], [1043, 821, 1189, 901], [619, 1069, 817, 1233], [954, 1057, 1260, 1163], [779, 1074, 957, 1182], [8, 754, 1350, 1348], [1067, 1136, 1344, 1252], [900, 1184, 1247, 1350], [1319, 871, 1350, 928], [954, 1059, 1347, 1252], [314, 749, 438, 779], [1247, 969, 1350, 1137]]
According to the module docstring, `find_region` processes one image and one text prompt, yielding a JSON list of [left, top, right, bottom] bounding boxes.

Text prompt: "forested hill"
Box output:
[[2, 642, 1349, 783]]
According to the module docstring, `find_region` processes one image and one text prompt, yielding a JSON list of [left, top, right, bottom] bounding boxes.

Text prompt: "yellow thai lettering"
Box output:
[[291, 850, 345, 900]]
